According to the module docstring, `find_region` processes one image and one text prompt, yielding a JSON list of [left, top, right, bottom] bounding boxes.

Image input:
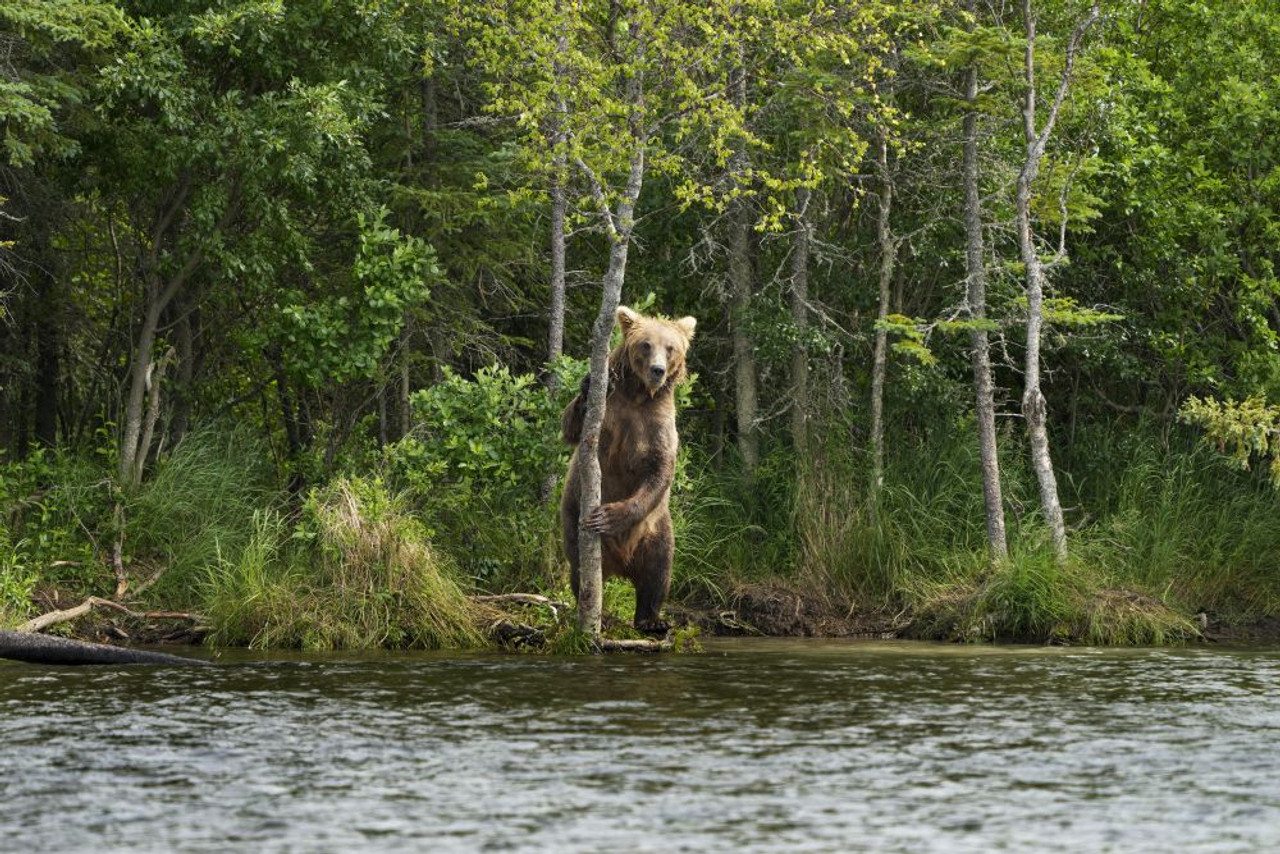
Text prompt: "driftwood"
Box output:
[[0, 630, 211, 666], [599, 637, 672, 654], [15, 596, 202, 634], [473, 593, 570, 614], [1, 596, 211, 666]]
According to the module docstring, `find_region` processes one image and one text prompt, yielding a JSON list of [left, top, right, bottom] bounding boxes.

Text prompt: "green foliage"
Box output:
[[389, 359, 582, 588], [876, 313, 938, 366], [0, 449, 110, 606], [280, 208, 438, 386], [1180, 396, 1280, 487]]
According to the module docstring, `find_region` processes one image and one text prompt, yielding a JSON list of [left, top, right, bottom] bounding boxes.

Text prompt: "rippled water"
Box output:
[[3, 639, 1279, 852]]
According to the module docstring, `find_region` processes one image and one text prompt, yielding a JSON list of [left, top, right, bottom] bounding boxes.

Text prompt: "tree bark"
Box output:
[[728, 65, 758, 471], [119, 177, 239, 485], [729, 195, 760, 473], [398, 322, 412, 440], [168, 302, 195, 447], [574, 142, 645, 639], [119, 288, 166, 484], [1015, 0, 1099, 564], [547, 156, 568, 385], [790, 187, 811, 451], [132, 347, 175, 485], [727, 64, 759, 474], [963, 55, 1009, 564], [869, 130, 895, 492]]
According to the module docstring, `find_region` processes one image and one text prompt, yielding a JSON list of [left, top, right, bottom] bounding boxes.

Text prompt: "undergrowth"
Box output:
[[202, 477, 485, 650]]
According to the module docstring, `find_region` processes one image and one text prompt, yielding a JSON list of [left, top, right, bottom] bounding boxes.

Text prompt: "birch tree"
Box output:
[[1014, 0, 1100, 562], [961, 3, 1008, 563]]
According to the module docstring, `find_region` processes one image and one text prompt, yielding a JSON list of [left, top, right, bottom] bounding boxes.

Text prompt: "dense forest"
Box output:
[[2, 0, 1278, 648]]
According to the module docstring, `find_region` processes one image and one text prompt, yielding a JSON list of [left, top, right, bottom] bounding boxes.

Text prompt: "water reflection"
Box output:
[[2, 640, 1278, 852]]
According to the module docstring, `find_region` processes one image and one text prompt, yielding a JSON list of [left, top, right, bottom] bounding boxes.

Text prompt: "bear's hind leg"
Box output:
[[630, 517, 673, 636], [563, 501, 581, 602]]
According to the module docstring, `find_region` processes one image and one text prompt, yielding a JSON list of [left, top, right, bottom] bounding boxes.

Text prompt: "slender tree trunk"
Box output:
[[119, 289, 165, 485], [729, 195, 759, 473], [575, 145, 645, 640], [547, 159, 568, 384], [1015, 0, 1098, 563], [398, 323, 412, 439], [728, 65, 759, 474], [119, 179, 237, 485], [869, 130, 895, 492], [132, 347, 174, 484], [789, 187, 811, 451], [541, 74, 570, 504], [1019, 204, 1066, 560], [963, 58, 1009, 564], [539, 170, 568, 505], [168, 303, 194, 447]]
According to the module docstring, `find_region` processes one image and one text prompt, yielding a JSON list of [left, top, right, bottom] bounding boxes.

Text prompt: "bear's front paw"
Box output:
[[583, 502, 630, 535]]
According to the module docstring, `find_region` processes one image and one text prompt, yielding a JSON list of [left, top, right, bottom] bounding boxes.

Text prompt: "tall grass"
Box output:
[[1075, 434, 1280, 618], [202, 477, 486, 650], [127, 426, 277, 606], [674, 420, 1269, 643], [670, 447, 796, 603]]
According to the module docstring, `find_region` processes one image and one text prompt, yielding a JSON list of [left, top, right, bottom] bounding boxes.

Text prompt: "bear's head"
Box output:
[[616, 306, 696, 396]]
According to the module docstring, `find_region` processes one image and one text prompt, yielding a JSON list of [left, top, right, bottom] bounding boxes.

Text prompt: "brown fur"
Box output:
[[560, 306, 696, 633]]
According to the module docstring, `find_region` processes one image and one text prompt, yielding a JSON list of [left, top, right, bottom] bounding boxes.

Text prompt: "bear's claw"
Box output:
[[583, 503, 628, 535]]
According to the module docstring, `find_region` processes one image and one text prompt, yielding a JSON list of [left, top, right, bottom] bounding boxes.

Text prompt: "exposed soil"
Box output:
[[669, 581, 909, 639], [1202, 614, 1280, 644]]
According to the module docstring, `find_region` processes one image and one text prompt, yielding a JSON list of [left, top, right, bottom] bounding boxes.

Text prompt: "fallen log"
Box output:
[[599, 637, 671, 654], [0, 630, 212, 667]]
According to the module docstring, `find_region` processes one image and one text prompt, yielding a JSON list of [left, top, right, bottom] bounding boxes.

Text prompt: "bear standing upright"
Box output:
[[560, 306, 696, 634]]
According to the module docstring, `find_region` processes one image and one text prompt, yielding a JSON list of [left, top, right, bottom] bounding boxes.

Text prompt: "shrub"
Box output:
[[389, 360, 582, 590]]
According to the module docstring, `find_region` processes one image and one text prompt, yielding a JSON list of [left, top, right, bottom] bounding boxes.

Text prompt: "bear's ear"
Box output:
[[674, 316, 697, 340], [616, 306, 640, 334]]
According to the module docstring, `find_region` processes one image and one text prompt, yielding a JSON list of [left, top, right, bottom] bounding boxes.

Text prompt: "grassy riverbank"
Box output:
[[4, 412, 1278, 650]]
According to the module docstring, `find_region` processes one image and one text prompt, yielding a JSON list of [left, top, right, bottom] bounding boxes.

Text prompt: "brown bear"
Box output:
[[560, 306, 696, 634]]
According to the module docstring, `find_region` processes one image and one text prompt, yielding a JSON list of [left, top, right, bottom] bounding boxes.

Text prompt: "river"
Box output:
[[2, 639, 1278, 852]]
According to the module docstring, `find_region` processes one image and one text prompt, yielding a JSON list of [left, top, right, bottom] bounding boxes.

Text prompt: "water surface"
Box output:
[[2, 639, 1278, 852]]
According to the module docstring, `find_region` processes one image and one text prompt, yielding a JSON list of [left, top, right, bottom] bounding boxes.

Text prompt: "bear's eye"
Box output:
[[666, 345, 674, 356], [640, 341, 651, 353]]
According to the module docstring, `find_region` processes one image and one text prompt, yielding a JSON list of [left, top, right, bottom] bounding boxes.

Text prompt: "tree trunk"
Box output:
[[398, 322, 412, 440], [575, 239, 633, 638], [869, 130, 895, 492], [1015, 0, 1097, 564], [575, 146, 645, 639], [727, 64, 759, 474], [789, 187, 811, 451], [963, 57, 1009, 564], [0, 629, 210, 667], [547, 156, 568, 385], [119, 287, 165, 485], [729, 195, 760, 473], [168, 302, 194, 447]]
